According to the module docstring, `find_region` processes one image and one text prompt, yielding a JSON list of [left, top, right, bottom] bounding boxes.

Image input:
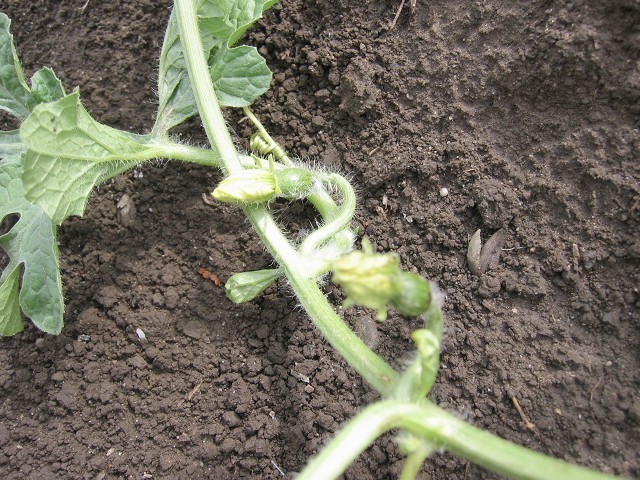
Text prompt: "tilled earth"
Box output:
[[0, 1, 638, 479]]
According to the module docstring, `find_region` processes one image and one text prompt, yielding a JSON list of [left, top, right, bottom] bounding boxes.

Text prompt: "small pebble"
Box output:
[[135, 328, 146, 340], [439, 187, 449, 197]]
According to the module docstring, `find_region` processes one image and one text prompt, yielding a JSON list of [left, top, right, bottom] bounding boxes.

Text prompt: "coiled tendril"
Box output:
[[250, 132, 288, 161]]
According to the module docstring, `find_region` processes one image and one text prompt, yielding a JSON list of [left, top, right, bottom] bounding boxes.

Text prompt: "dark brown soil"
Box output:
[[1, 1, 639, 479]]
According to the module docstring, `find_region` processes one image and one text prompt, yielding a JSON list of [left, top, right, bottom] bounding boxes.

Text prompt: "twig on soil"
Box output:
[[198, 267, 224, 286], [290, 368, 311, 383], [202, 192, 216, 206], [571, 243, 581, 271], [271, 460, 286, 477], [389, 0, 417, 30], [80, 0, 91, 12], [186, 379, 203, 400], [367, 146, 381, 156], [589, 375, 604, 404], [511, 395, 537, 432], [178, 378, 204, 406]]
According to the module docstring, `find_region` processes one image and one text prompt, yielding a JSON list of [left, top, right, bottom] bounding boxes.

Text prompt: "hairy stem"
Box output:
[[284, 264, 399, 394], [153, 142, 262, 169], [297, 400, 618, 480], [399, 443, 433, 480], [174, 0, 242, 176], [173, 4, 617, 480], [174, 0, 397, 394], [300, 173, 356, 257]]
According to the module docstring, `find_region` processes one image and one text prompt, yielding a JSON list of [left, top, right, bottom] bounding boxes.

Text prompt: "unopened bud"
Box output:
[[212, 167, 316, 204], [212, 169, 277, 204], [225, 269, 280, 303], [332, 250, 400, 321]]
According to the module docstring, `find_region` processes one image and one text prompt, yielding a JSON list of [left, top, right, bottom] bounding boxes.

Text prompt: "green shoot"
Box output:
[[0, 3, 622, 480]]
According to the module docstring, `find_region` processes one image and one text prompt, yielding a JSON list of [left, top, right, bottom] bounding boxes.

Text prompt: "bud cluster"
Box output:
[[331, 240, 431, 320]]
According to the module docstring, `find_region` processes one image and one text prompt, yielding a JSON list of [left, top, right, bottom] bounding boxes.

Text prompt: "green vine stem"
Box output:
[[174, 0, 398, 395], [297, 399, 618, 480], [299, 172, 356, 262], [173, 2, 619, 479], [399, 443, 433, 480], [174, 0, 242, 176], [420, 301, 444, 395], [150, 142, 255, 168]]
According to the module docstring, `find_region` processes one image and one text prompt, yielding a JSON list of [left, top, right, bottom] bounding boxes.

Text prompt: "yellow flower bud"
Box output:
[[331, 250, 400, 320], [211, 169, 277, 204]]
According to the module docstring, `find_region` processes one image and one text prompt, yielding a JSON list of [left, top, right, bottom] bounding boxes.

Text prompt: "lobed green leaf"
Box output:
[[0, 12, 34, 119], [211, 45, 272, 107], [0, 268, 23, 336], [21, 91, 149, 162], [0, 157, 64, 335], [20, 92, 152, 224], [155, 0, 276, 133], [199, 0, 280, 46], [21, 151, 137, 225], [0, 129, 23, 158], [0, 17, 67, 335], [30, 67, 65, 104]]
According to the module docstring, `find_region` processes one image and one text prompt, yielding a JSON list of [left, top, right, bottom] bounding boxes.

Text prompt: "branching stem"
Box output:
[[297, 400, 617, 480], [174, 0, 397, 394], [173, 3, 619, 480], [243, 106, 344, 223]]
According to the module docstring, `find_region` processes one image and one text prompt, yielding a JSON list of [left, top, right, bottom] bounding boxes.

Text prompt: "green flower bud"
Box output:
[[275, 168, 314, 198], [212, 169, 277, 204], [390, 272, 431, 317], [225, 269, 280, 303], [331, 250, 400, 321], [212, 167, 316, 204]]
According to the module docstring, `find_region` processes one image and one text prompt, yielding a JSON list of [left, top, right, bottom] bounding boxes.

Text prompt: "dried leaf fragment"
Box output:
[[467, 229, 483, 276], [198, 267, 223, 286], [116, 194, 136, 226], [467, 228, 508, 276]]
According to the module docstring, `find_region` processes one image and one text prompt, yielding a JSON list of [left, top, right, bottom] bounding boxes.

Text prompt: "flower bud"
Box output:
[[331, 250, 400, 320], [211, 169, 277, 204], [390, 272, 431, 317], [225, 269, 280, 304], [275, 168, 314, 198]]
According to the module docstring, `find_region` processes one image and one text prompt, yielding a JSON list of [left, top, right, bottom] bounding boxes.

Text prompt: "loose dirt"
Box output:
[[1, 1, 638, 479]]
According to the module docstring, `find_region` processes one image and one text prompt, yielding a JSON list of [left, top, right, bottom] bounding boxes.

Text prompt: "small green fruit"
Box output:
[[390, 272, 431, 317], [275, 168, 314, 198]]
